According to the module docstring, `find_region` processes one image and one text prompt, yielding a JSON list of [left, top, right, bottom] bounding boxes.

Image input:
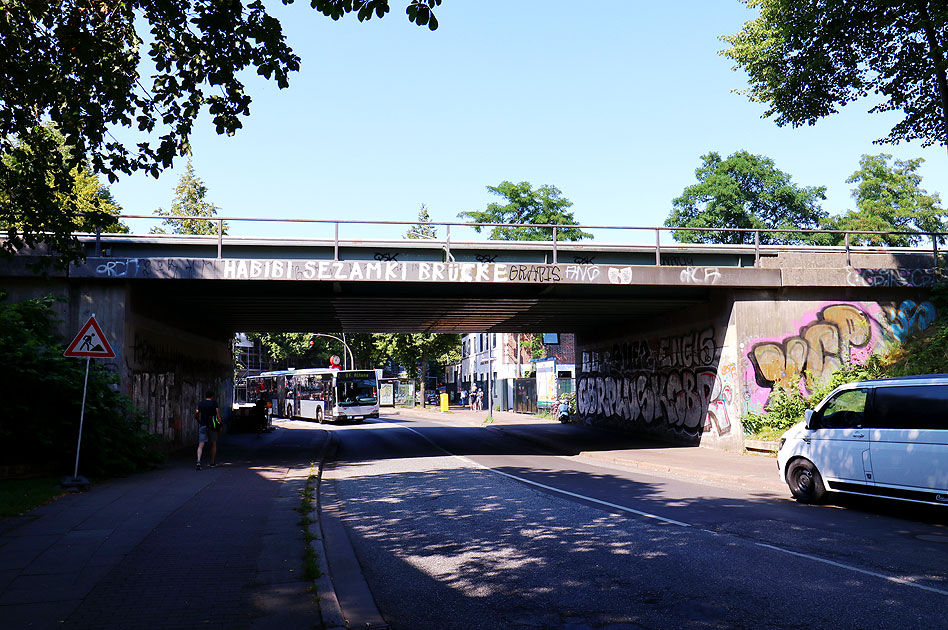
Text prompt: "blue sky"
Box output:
[[112, 1, 946, 242]]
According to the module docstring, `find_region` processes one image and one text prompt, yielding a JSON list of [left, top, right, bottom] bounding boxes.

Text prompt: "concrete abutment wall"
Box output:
[[577, 286, 937, 448], [4, 279, 232, 448]]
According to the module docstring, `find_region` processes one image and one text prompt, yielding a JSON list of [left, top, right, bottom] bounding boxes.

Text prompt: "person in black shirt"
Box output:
[[195, 391, 222, 470]]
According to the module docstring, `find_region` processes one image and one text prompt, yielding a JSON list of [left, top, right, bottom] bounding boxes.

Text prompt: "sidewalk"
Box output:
[[392, 404, 787, 496], [0, 426, 327, 630]]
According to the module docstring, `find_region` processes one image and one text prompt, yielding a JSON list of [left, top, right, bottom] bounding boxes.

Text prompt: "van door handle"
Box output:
[[853, 432, 865, 438]]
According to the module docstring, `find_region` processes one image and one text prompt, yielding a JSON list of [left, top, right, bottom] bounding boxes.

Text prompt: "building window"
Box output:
[[542, 333, 560, 345]]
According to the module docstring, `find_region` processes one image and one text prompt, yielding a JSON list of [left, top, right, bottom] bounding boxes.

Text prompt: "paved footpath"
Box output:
[[0, 424, 328, 630]]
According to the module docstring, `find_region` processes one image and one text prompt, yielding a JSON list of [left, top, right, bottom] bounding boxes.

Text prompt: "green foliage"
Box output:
[[721, 1, 948, 148], [151, 160, 226, 235], [886, 319, 948, 377], [249, 331, 380, 370], [0, 478, 65, 517], [374, 333, 460, 377], [405, 204, 439, 239], [0, 293, 163, 476], [1, 124, 127, 267], [666, 150, 828, 245], [459, 181, 593, 241], [374, 332, 459, 404], [0, 1, 441, 267], [744, 356, 892, 437], [822, 154, 946, 246], [526, 333, 545, 360]]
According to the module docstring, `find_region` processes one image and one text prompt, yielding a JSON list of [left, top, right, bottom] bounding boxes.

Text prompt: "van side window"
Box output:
[[818, 389, 868, 429], [869, 385, 948, 430]]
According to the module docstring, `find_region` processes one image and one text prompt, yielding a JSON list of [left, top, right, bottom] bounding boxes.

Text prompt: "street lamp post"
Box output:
[[310, 333, 354, 369]]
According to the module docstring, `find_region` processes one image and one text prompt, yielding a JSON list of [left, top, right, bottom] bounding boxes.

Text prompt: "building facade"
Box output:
[[449, 333, 576, 410]]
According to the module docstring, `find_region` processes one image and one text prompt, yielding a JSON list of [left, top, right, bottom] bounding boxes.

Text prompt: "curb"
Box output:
[[744, 439, 779, 454], [312, 432, 347, 630], [574, 450, 785, 493]]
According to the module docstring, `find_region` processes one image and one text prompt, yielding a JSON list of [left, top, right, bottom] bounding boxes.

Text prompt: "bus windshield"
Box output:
[[338, 377, 378, 406]]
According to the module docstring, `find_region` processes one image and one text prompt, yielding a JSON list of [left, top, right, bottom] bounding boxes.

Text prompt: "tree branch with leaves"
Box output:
[[721, 1, 948, 153], [0, 0, 446, 266]]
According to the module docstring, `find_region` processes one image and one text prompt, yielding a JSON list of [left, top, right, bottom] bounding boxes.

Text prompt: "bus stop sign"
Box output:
[[64, 315, 116, 359]]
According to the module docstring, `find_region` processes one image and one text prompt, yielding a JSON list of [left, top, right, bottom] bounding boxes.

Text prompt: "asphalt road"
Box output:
[[322, 411, 948, 630]]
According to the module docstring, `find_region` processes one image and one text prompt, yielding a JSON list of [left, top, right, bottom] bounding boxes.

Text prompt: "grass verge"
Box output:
[[298, 463, 322, 586], [0, 477, 66, 517]]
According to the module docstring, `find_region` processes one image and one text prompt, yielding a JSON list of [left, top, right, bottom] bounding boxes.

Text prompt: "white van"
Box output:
[[776, 374, 948, 506]]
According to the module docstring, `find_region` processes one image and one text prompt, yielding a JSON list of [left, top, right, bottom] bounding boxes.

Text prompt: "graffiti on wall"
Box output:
[[577, 327, 735, 437], [847, 267, 941, 288], [748, 304, 872, 396], [746, 300, 936, 411], [886, 299, 936, 342]]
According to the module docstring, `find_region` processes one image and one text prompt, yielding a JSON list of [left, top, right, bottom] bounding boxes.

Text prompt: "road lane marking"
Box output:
[[464, 459, 694, 528], [753, 542, 948, 596], [389, 421, 948, 597], [397, 423, 692, 527]]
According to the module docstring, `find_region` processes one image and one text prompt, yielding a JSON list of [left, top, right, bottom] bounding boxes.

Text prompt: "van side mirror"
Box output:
[[804, 409, 815, 430]]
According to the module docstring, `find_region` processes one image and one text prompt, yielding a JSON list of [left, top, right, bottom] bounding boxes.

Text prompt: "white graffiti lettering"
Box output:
[[680, 266, 721, 284]]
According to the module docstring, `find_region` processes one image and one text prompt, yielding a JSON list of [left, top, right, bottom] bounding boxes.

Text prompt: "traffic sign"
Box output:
[[64, 315, 116, 358]]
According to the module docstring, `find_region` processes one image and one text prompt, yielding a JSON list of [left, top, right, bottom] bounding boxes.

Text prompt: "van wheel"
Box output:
[[316, 408, 324, 424], [787, 460, 826, 504]]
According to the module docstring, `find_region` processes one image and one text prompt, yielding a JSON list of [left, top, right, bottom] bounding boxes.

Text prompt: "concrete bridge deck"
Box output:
[[4, 232, 939, 333]]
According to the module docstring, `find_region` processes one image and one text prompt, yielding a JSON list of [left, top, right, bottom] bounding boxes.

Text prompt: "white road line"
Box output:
[[461, 456, 694, 527], [753, 542, 948, 596], [389, 421, 948, 597], [398, 423, 691, 527]]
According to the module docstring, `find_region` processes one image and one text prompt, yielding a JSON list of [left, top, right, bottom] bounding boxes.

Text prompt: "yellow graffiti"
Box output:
[[750, 305, 871, 393]]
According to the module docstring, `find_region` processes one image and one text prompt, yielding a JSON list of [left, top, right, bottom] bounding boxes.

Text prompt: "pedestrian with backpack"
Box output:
[[195, 391, 222, 470]]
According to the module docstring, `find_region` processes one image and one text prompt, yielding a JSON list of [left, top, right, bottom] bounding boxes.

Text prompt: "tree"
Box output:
[[374, 333, 460, 405], [405, 204, 439, 239], [0, 292, 162, 475], [1, 124, 127, 263], [665, 150, 828, 245], [250, 331, 380, 370], [721, 1, 948, 152], [0, 1, 444, 266], [823, 154, 946, 246], [71, 169, 128, 236], [458, 181, 592, 241], [151, 160, 226, 235]]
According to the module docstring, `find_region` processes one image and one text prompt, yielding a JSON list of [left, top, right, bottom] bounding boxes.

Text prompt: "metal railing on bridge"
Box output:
[[90, 214, 947, 269]]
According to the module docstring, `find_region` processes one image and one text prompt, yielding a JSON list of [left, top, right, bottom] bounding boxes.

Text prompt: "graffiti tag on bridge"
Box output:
[[80, 257, 779, 287]]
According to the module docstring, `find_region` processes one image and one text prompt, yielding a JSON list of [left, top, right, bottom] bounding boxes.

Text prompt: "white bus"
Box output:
[[281, 368, 381, 423], [246, 369, 294, 419]]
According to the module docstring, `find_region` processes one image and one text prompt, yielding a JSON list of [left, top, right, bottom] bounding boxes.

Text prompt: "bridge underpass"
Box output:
[[131, 279, 713, 334], [2, 233, 940, 452]]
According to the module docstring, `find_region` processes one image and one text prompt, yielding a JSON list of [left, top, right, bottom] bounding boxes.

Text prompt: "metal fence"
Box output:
[[92, 214, 948, 269]]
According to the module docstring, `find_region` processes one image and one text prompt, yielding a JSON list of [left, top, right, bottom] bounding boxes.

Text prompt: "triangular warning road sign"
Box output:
[[64, 315, 116, 358]]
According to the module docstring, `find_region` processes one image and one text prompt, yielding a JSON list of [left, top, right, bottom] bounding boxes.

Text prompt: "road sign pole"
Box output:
[[73, 357, 91, 480]]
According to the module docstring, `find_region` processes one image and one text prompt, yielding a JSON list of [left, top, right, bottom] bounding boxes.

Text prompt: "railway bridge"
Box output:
[[3, 220, 941, 449]]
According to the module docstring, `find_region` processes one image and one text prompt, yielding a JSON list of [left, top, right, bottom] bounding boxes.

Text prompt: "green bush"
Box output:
[[743, 357, 890, 438], [0, 293, 164, 477]]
